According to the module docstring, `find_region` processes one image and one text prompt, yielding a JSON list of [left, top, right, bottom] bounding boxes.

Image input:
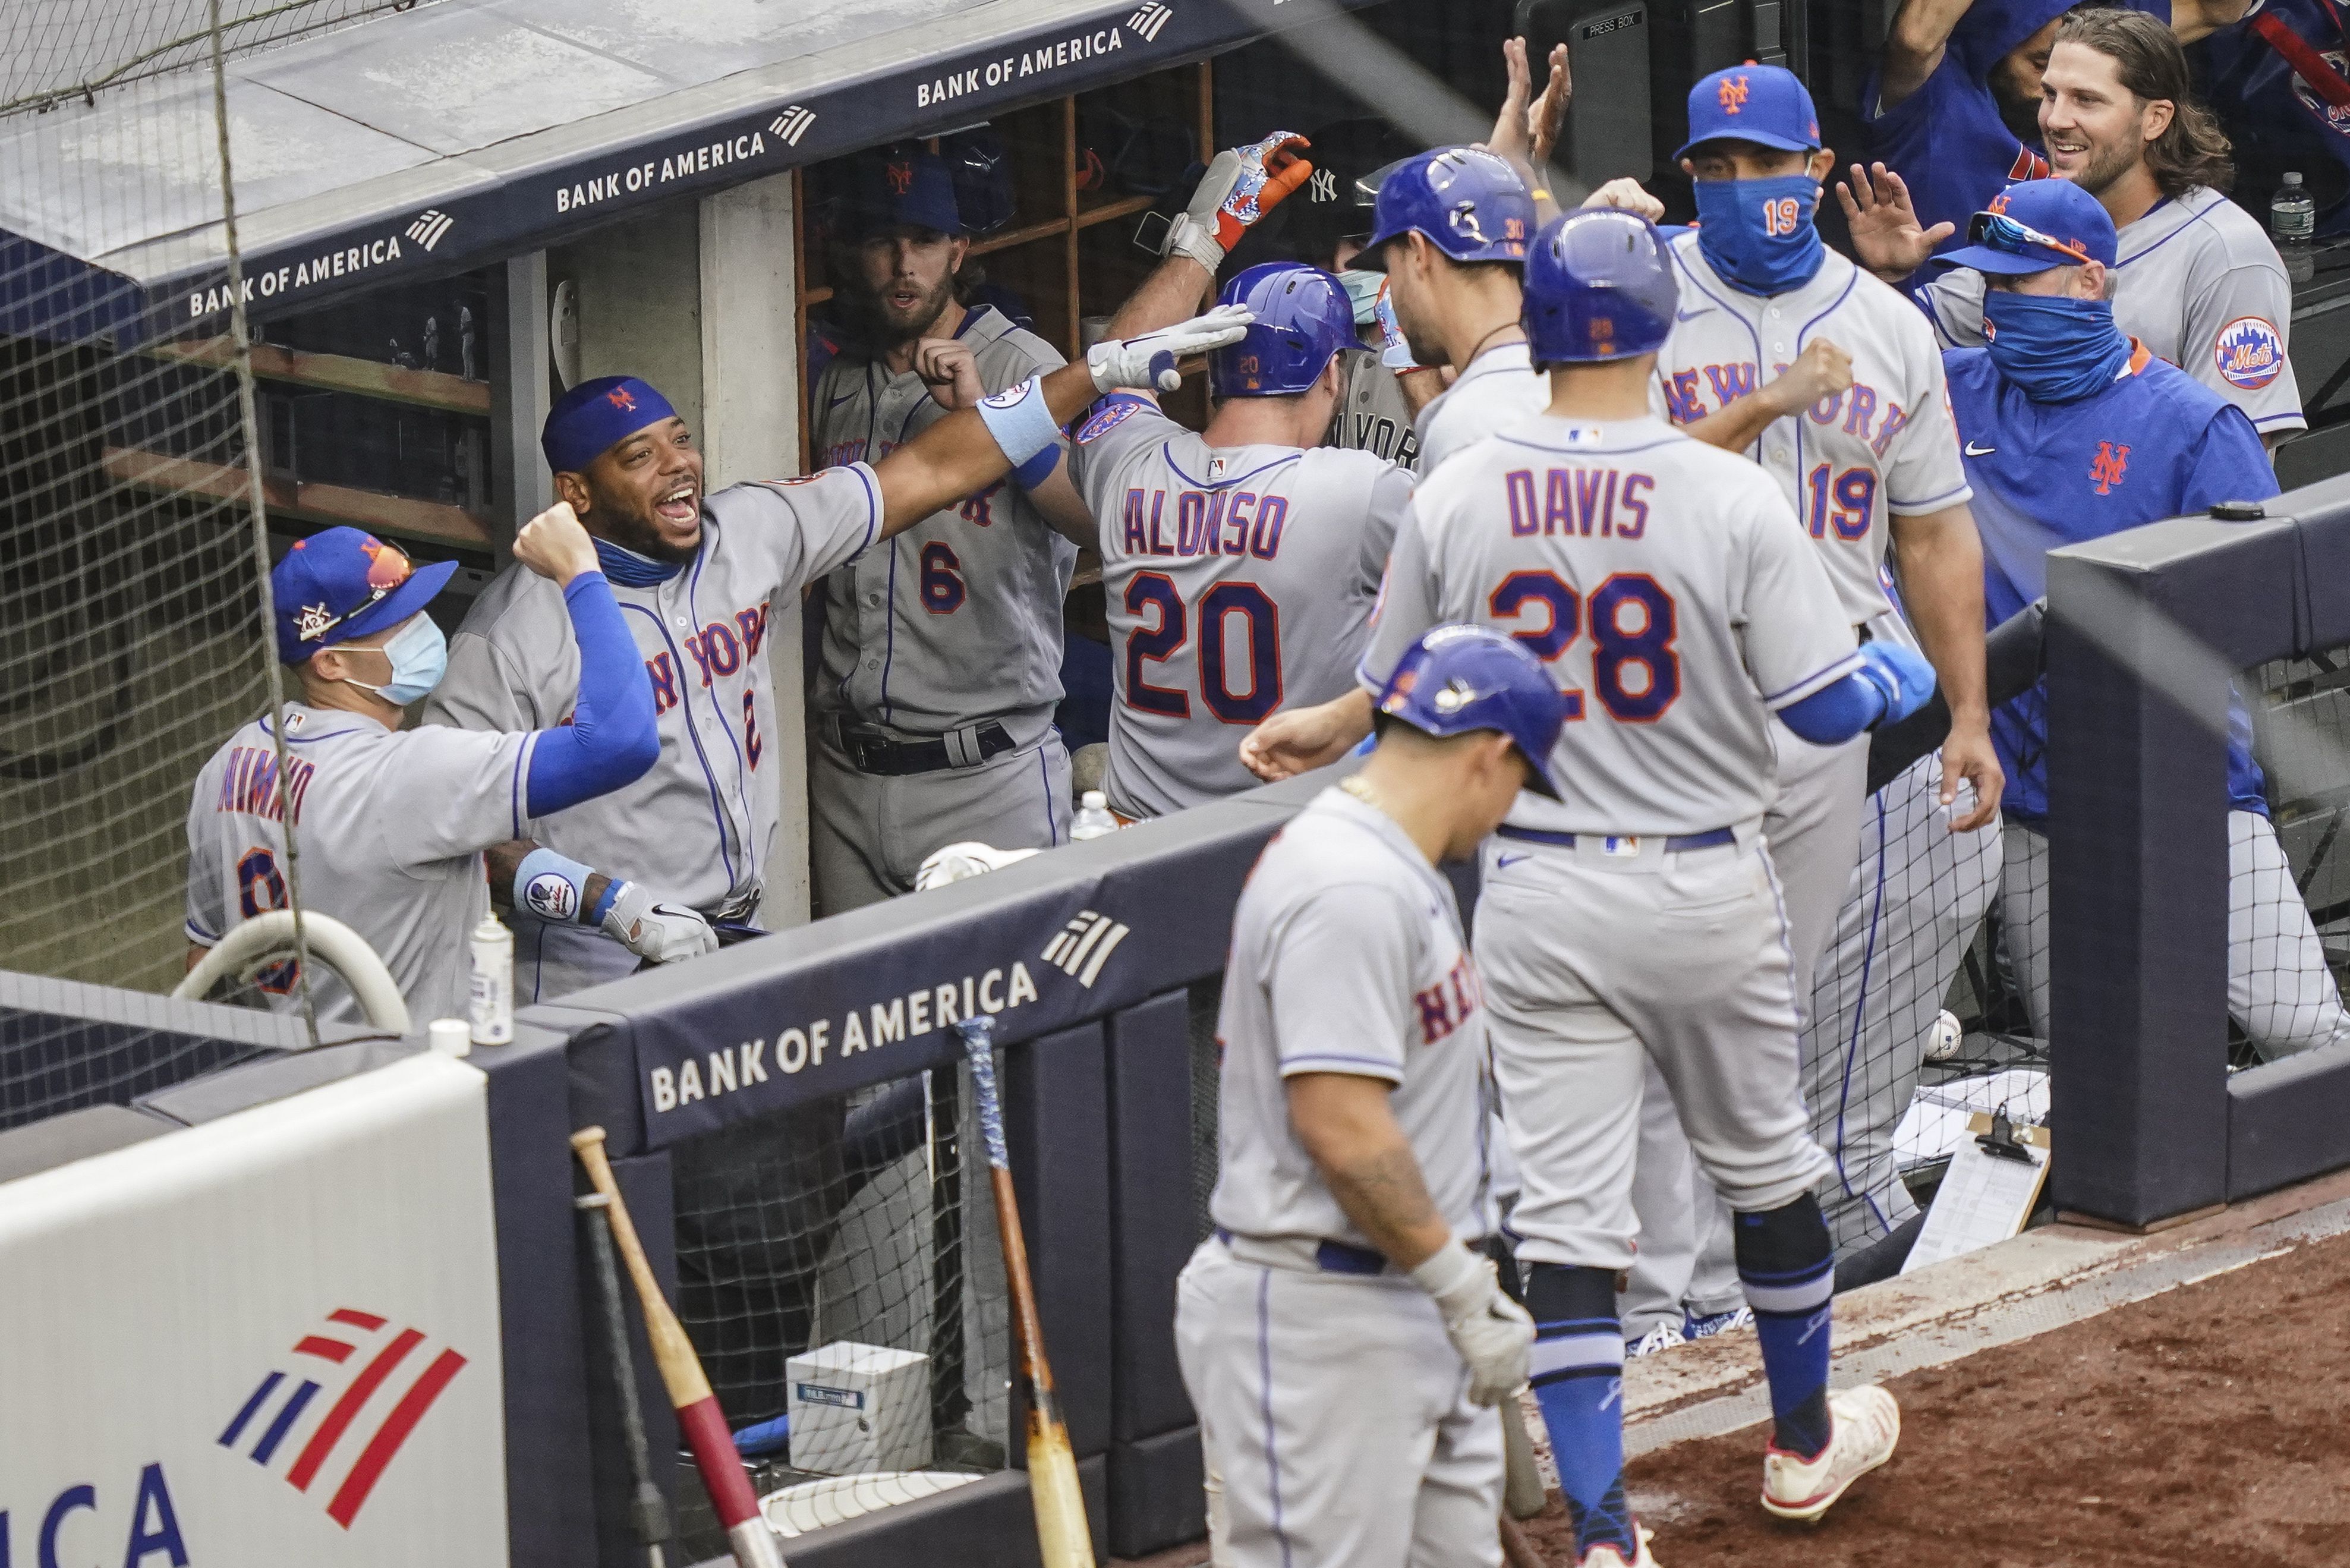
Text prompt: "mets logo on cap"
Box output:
[[2214, 316, 2284, 391], [1718, 74, 1750, 112]]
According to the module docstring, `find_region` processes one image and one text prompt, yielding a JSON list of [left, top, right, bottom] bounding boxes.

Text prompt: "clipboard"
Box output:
[[1900, 1111, 2052, 1274]]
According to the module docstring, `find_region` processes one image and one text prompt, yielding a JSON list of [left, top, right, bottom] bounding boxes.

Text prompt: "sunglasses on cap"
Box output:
[[1968, 210, 2094, 266], [292, 546, 413, 646]]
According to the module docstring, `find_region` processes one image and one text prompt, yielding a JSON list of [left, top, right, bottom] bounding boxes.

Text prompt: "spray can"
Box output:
[[469, 914, 514, 1046]]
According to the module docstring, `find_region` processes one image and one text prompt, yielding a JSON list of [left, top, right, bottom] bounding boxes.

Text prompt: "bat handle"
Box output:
[[953, 1016, 1010, 1170]]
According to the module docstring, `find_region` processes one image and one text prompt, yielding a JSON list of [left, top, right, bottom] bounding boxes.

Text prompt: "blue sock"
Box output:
[[1735, 1195, 1836, 1459], [1525, 1263, 1637, 1558]]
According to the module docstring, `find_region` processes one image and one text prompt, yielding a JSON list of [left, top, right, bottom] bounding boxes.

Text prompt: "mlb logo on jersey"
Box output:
[[2090, 441, 2131, 495], [2214, 317, 2285, 391]]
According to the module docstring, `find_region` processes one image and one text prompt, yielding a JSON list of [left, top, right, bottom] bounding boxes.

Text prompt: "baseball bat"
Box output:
[[572, 1127, 789, 1568], [953, 1015, 1096, 1568], [1499, 1513, 1546, 1568], [578, 1190, 672, 1568]]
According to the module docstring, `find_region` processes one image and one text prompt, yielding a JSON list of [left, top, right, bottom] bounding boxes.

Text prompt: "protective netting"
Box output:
[[666, 1062, 1010, 1557], [4, 0, 415, 116]]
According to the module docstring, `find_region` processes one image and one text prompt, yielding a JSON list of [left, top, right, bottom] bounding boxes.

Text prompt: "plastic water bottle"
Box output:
[[1070, 789, 1118, 841], [2272, 172, 2316, 284]]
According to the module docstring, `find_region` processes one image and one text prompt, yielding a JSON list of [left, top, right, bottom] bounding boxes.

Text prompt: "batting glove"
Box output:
[[1161, 131, 1315, 270], [1854, 641, 1937, 728], [602, 880, 720, 964], [1086, 304, 1255, 393], [1410, 1236, 1534, 1406], [1373, 276, 1420, 371], [915, 840, 1042, 891]]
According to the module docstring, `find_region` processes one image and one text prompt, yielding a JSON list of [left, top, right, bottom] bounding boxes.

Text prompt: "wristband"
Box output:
[[586, 876, 625, 929], [1011, 440, 1062, 492], [515, 846, 597, 925], [1406, 1232, 1478, 1299], [974, 376, 1060, 469]]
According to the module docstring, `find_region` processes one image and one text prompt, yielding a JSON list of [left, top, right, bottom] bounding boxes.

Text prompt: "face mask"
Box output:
[[342, 613, 448, 707], [1692, 174, 1826, 295], [1982, 289, 2132, 404], [1336, 267, 1385, 326]]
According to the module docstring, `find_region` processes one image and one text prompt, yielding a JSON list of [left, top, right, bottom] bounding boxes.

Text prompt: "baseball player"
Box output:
[[1936, 177, 2350, 1057], [807, 146, 1091, 912], [185, 515, 657, 1025], [1843, 6, 2307, 443], [426, 311, 1250, 1002], [1243, 210, 1935, 1561], [1179, 624, 1558, 1568]]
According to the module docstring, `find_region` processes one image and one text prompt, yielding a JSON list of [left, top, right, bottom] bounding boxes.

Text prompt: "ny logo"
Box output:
[[886, 160, 914, 195], [2090, 442, 2131, 495], [1308, 167, 1336, 203], [606, 387, 637, 412], [1718, 74, 1750, 113], [1986, 191, 2012, 215]]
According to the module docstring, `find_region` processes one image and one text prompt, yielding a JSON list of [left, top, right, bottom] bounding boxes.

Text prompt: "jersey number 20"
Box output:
[[1124, 574, 1282, 724], [1488, 571, 1680, 722]]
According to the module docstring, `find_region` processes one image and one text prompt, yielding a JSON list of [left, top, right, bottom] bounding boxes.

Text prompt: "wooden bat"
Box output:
[[953, 1016, 1095, 1568], [1499, 1513, 1546, 1568], [572, 1126, 789, 1568]]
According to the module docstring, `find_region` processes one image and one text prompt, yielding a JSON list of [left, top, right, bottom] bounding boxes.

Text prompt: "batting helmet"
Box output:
[[1207, 263, 1356, 399], [1374, 625, 1567, 799], [1356, 146, 1533, 272], [1521, 209, 1677, 368]]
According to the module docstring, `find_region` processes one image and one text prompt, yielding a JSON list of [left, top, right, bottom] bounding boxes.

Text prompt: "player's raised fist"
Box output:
[[514, 500, 600, 587], [1763, 338, 1856, 419], [1581, 177, 1665, 223], [915, 337, 985, 410]]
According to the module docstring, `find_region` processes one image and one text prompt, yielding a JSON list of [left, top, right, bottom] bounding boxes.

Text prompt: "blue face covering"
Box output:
[[1692, 174, 1826, 295], [593, 536, 685, 587], [1982, 289, 2132, 404], [342, 613, 448, 707], [1336, 268, 1384, 326]]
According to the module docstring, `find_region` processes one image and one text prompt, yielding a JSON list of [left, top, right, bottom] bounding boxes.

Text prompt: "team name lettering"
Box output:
[[1120, 488, 1288, 559], [1504, 467, 1653, 539], [215, 745, 317, 825], [916, 27, 1123, 108], [1413, 954, 1483, 1045], [1346, 413, 1420, 466], [553, 132, 770, 214], [1664, 365, 1909, 452]]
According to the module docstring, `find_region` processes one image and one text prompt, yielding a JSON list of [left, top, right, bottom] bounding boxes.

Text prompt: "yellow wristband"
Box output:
[[1530, 188, 1552, 201]]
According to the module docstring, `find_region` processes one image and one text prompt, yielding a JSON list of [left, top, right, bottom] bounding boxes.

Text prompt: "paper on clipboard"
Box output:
[[1901, 1113, 2052, 1274]]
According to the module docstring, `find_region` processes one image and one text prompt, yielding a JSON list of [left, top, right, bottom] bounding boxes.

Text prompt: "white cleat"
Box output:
[[1576, 1525, 1660, 1567], [1759, 1384, 1900, 1523], [1626, 1320, 1684, 1359]]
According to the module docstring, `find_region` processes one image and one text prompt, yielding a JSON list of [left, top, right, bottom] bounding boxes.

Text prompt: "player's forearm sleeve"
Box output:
[[1776, 671, 1888, 745], [524, 571, 659, 817]]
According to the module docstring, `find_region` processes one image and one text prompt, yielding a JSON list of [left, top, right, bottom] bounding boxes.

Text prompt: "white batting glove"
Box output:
[[1411, 1237, 1533, 1406], [915, 840, 1042, 891], [602, 881, 719, 964], [1087, 305, 1255, 393], [1161, 131, 1314, 269]]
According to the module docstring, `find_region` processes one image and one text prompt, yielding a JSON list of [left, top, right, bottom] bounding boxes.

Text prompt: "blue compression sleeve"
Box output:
[[524, 570, 660, 817], [1778, 643, 1933, 746]]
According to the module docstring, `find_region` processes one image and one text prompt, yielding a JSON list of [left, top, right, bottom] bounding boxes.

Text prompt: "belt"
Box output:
[[1215, 1228, 1393, 1276], [828, 716, 1017, 776], [1496, 824, 1735, 854]]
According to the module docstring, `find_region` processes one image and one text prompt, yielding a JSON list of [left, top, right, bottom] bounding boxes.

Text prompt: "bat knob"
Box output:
[[952, 1013, 998, 1046], [570, 1125, 608, 1153]]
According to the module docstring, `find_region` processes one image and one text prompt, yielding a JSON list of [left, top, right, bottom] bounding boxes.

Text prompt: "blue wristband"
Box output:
[[974, 376, 1060, 468], [515, 846, 597, 925], [1011, 440, 1062, 491]]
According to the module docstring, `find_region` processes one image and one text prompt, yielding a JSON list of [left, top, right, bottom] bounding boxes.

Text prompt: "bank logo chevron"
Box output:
[[217, 1307, 468, 1529], [1042, 909, 1130, 987], [1127, 2, 1174, 41], [404, 210, 453, 251], [770, 105, 817, 146]]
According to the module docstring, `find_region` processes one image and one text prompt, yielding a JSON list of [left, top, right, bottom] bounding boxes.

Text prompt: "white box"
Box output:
[[786, 1340, 933, 1475]]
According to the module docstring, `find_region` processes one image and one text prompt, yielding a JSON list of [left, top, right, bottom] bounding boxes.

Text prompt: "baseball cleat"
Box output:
[[1576, 1525, 1659, 1567], [1684, 1305, 1752, 1341], [1759, 1384, 1899, 1523], [1626, 1320, 1684, 1359]]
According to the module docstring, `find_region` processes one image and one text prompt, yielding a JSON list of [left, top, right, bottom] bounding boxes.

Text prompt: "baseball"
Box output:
[[1924, 1009, 1964, 1062]]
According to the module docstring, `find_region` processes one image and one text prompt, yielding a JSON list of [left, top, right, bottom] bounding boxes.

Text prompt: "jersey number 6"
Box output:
[[1488, 570, 1680, 722], [1124, 574, 1283, 724]]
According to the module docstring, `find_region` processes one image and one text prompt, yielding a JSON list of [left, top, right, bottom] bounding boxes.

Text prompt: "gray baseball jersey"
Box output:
[[1655, 235, 1973, 626], [1914, 185, 2304, 436], [425, 467, 879, 999], [1209, 785, 1491, 1245], [811, 305, 1077, 741], [1066, 394, 1410, 820], [1324, 348, 1423, 470], [184, 705, 534, 1025], [1362, 415, 1861, 837], [1413, 340, 1548, 474]]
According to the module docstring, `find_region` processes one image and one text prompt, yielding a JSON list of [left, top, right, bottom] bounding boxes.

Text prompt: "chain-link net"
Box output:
[[5, 0, 415, 117]]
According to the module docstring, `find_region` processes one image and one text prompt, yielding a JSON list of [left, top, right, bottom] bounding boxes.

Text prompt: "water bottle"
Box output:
[[2273, 172, 2316, 284], [1070, 789, 1119, 841]]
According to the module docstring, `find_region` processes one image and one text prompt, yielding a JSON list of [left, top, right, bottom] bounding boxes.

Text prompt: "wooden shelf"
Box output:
[[103, 445, 493, 549], [1074, 193, 1156, 232], [144, 338, 492, 415]]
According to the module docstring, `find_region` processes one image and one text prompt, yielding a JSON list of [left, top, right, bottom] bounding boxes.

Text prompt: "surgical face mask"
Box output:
[[1981, 288, 2131, 403], [341, 613, 448, 707], [1691, 173, 1826, 295], [1336, 267, 1385, 326]]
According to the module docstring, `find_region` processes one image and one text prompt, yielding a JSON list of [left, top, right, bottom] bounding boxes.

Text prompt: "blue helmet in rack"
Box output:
[[1207, 263, 1356, 399], [1521, 209, 1677, 367], [1357, 146, 1534, 270], [1374, 625, 1567, 798]]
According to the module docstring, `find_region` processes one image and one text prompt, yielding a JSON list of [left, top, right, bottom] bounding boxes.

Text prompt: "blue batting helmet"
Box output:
[[1357, 146, 1533, 270], [1374, 625, 1567, 798], [1207, 263, 1356, 398], [1521, 209, 1677, 367]]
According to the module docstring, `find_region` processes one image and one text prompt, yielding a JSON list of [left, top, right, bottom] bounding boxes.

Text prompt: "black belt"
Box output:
[[829, 717, 1017, 776], [1214, 1228, 1401, 1276], [1495, 824, 1736, 853]]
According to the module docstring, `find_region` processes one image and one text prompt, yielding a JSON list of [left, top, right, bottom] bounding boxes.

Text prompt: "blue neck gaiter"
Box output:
[[1982, 291, 2132, 404], [593, 537, 684, 587], [1692, 174, 1826, 295]]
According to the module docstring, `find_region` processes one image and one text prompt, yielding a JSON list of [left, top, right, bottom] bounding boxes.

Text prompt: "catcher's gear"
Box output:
[[1160, 131, 1315, 269], [1358, 145, 1533, 270], [1086, 303, 1256, 393], [1206, 263, 1356, 399], [1374, 625, 1568, 799], [603, 880, 719, 964], [1521, 208, 1678, 366]]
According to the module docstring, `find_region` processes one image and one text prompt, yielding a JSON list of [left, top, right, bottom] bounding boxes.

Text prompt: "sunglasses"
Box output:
[[1969, 210, 2094, 266]]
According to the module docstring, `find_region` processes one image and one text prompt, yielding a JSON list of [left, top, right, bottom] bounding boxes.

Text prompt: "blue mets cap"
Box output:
[[1674, 64, 1822, 162], [273, 528, 455, 666], [1935, 178, 2118, 275], [836, 144, 963, 239], [542, 375, 679, 475], [1375, 625, 1567, 799]]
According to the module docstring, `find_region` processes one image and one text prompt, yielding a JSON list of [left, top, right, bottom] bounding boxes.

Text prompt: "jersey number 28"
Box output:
[[1488, 571, 1680, 722], [1124, 574, 1282, 724]]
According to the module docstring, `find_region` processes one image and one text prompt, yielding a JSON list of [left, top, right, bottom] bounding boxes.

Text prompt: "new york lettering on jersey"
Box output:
[[1069, 393, 1408, 820], [1656, 233, 1971, 624]]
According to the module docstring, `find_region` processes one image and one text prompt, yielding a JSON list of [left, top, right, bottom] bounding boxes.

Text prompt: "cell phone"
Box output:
[[1514, 0, 1654, 186]]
